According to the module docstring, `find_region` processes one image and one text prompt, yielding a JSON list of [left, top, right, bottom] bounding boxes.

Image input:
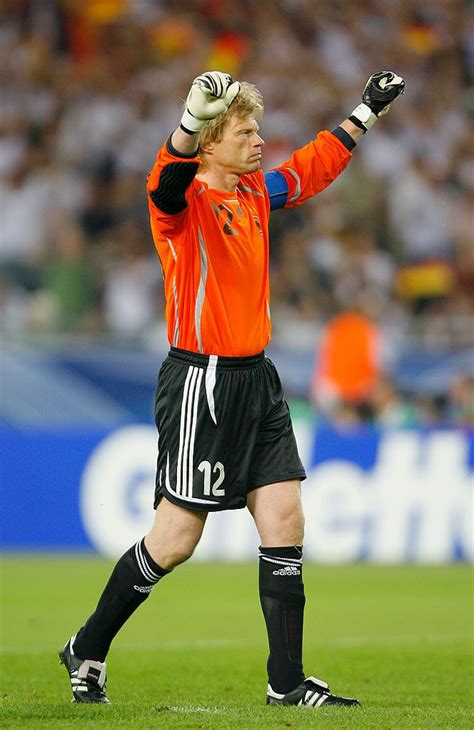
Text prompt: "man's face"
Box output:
[[207, 114, 264, 175]]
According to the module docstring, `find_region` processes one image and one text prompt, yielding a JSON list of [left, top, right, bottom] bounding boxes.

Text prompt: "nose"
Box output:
[[255, 133, 264, 146]]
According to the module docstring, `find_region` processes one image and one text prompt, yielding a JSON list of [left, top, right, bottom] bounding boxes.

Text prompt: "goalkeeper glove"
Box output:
[[180, 71, 241, 134], [350, 71, 405, 132]]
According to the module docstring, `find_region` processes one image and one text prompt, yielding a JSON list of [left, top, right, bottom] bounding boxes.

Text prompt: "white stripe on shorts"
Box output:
[[180, 367, 199, 496], [187, 368, 203, 497], [175, 365, 209, 501], [205, 355, 218, 425], [176, 367, 194, 496]]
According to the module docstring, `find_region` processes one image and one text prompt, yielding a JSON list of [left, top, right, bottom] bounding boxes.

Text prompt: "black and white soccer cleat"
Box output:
[[59, 636, 110, 704], [266, 676, 361, 707]]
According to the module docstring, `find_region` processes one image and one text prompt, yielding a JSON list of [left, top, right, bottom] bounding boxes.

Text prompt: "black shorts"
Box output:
[[153, 347, 306, 512]]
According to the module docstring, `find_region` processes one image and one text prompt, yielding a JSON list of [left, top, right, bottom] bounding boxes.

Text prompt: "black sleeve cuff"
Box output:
[[331, 126, 357, 151], [166, 134, 199, 159]]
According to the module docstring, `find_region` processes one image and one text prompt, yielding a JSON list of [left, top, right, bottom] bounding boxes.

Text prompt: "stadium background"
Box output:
[[1, 2, 473, 727], [1, 0, 473, 561]]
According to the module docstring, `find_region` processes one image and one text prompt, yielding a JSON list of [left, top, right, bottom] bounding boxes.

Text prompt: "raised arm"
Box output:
[[265, 71, 405, 210], [147, 72, 240, 218]]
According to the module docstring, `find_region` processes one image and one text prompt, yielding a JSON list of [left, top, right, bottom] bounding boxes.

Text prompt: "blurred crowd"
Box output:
[[1, 0, 473, 424]]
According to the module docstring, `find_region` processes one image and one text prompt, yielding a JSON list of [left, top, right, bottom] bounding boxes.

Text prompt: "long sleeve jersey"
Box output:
[[147, 127, 354, 357]]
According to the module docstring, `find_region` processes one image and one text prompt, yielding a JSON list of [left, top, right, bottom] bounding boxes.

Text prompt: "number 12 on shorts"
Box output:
[[198, 460, 225, 496]]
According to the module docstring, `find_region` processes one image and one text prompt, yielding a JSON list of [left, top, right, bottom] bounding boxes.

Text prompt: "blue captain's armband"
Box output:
[[264, 170, 289, 210]]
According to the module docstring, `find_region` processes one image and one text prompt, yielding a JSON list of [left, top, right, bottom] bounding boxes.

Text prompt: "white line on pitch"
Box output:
[[0, 634, 471, 655]]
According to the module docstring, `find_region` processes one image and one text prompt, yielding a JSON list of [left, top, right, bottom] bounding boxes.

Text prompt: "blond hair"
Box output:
[[198, 81, 264, 149]]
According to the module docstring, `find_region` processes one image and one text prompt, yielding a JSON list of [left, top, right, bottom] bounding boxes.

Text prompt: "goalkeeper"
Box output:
[[60, 70, 405, 707]]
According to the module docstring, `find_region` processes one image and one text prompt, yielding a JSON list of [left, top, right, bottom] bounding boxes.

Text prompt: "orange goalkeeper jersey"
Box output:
[[147, 129, 352, 357]]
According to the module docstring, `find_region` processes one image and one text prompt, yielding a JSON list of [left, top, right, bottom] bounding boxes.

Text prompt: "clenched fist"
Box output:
[[350, 71, 405, 132], [180, 71, 241, 134]]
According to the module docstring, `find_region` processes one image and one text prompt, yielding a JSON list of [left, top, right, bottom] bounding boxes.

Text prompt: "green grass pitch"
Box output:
[[1, 558, 472, 728]]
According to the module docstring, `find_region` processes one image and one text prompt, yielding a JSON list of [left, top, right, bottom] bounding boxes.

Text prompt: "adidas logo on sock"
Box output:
[[133, 584, 154, 593], [272, 566, 301, 576]]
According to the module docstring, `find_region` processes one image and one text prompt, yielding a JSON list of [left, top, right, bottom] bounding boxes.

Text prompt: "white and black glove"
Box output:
[[350, 71, 405, 132], [180, 71, 241, 134]]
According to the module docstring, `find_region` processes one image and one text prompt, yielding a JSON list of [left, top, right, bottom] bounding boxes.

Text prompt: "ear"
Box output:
[[199, 140, 215, 155]]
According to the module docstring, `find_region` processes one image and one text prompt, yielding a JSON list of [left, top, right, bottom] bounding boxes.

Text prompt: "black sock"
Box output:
[[259, 545, 305, 694], [73, 538, 170, 662]]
